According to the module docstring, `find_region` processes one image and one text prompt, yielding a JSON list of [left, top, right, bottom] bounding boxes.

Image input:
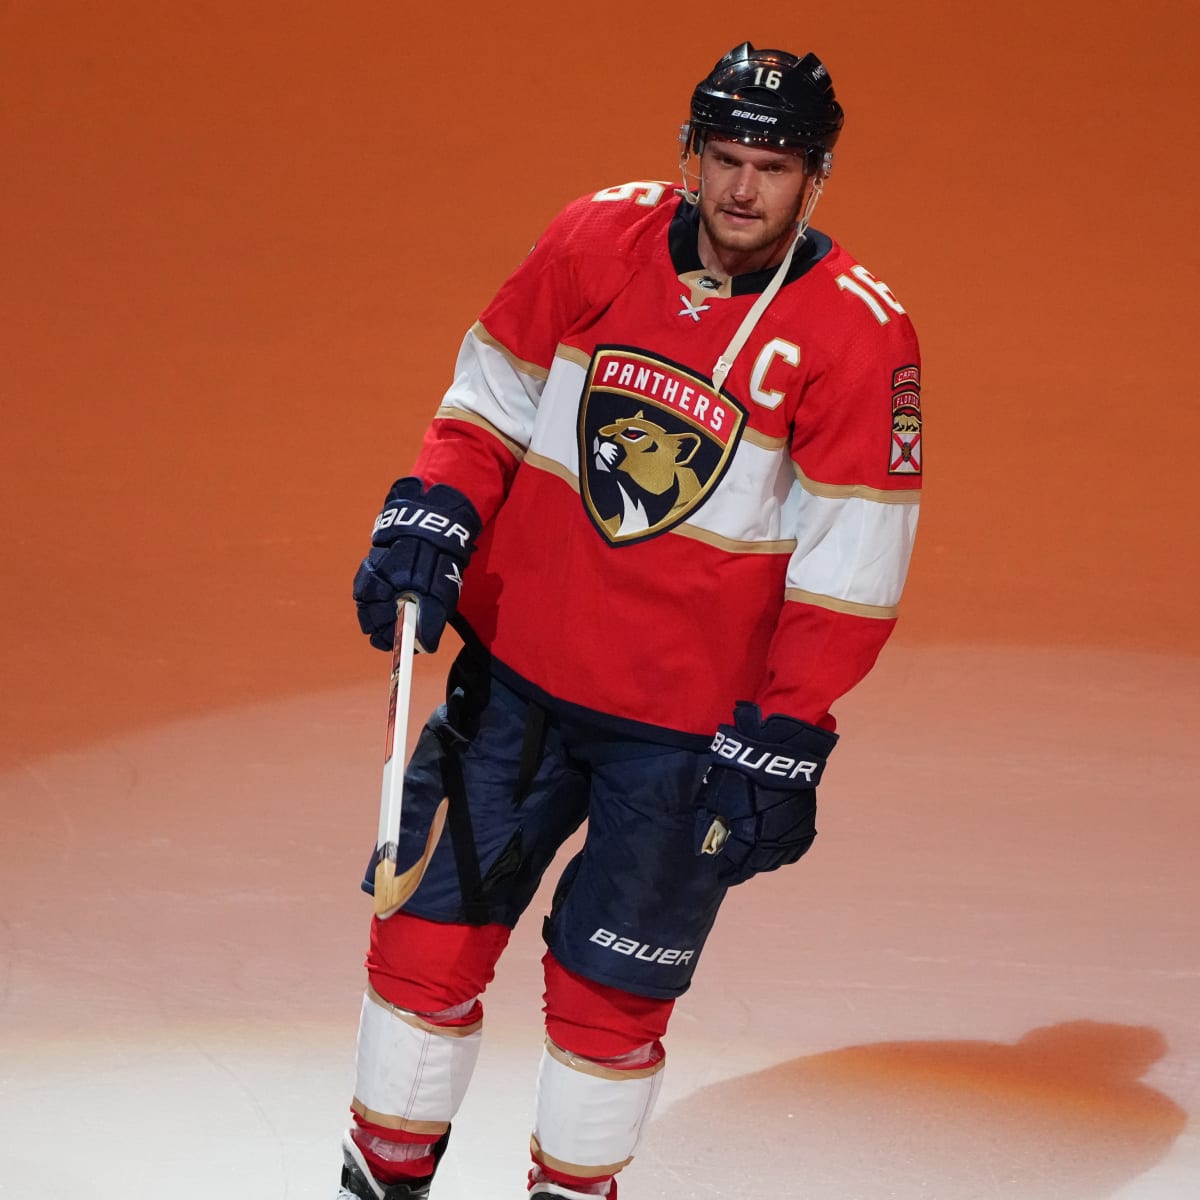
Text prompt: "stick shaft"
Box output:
[[377, 597, 418, 850], [372, 599, 454, 918]]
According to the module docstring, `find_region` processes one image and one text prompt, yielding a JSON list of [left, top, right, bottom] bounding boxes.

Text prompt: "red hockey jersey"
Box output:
[[412, 180, 922, 743]]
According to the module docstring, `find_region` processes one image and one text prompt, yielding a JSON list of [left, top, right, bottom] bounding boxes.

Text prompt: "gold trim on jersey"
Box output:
[[671, 521, 794, 554], [741, 426, 787, 451], [786, 587, 900, 619], [524, 449, 579, 487], [554, 343, 593, 370], [433, 405, 526, 461], [471, 320, 550, 380], [521, 451, 797, 555], [794, 461, 920, 505]]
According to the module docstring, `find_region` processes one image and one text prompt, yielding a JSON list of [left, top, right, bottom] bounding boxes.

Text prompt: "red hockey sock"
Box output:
[[529, 1161, 619, 1197], [350, 1114, 442, 1184]]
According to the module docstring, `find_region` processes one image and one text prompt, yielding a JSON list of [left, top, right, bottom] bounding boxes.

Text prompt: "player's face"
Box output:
[[696, 138, 813, 276]]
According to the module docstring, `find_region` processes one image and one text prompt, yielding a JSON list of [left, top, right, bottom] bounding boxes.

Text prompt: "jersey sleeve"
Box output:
[[412, 194, 603, 526], [755, 298, 923, 730]]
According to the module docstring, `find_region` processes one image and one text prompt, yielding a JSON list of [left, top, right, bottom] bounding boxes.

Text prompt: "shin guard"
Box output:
[[351, 985, 482, 1135], [530, 1036, 664, 1186]]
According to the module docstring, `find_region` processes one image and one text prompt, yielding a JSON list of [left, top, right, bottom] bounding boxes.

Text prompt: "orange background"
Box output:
[[2, 0, 1198, 763]]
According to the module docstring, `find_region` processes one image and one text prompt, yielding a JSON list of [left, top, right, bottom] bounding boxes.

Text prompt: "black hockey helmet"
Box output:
[[685, 41, 844, 174]]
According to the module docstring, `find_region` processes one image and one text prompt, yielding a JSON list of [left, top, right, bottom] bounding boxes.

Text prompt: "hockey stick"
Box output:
[[372, 597, 449, 919]]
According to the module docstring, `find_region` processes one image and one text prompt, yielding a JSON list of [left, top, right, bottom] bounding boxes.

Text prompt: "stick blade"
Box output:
[[372, 797, 450, 919]]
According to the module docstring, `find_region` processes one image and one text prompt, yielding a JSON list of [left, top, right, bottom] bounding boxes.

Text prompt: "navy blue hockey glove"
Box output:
[[352, 477, 482, 654], [694, 701, 839, 886]]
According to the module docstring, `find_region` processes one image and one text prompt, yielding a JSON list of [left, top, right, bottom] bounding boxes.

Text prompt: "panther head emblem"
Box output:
[[592, 411, 703, 537], [578, 348, 746, 544]]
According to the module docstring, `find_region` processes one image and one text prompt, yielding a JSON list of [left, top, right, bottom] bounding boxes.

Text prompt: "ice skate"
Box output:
[[528, 1178, 614, 1198], [336, 1128, 449, 1200]]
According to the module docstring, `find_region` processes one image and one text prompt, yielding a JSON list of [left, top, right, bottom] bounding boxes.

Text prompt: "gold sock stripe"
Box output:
[[543, 1035, 665, 1081], [529, 1133, 632, 1178], [350, 1097, 449, 1137]]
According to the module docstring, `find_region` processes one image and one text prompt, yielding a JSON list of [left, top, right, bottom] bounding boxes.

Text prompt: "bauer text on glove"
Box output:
[[352, 477, 482, 654], [693, 701, 838, 886]]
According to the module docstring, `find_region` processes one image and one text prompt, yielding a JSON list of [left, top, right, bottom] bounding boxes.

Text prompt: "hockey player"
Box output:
[[339, 40, 922, 1199]]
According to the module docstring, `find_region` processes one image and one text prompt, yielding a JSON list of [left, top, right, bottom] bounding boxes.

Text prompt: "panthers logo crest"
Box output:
[[578, 347, 744, 545]]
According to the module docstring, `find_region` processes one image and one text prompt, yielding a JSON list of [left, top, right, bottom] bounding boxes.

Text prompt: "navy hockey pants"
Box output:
[[365, 651, 729, 1000]]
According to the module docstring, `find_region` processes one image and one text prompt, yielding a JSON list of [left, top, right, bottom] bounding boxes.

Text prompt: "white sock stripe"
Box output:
[[532, 1041, 665, 1172]]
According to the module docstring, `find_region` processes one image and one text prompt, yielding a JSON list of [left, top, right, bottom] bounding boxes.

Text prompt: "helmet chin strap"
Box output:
[[676, 124, 827, 392], [677, 125, 701, 206], [711, 177, 824, 393]]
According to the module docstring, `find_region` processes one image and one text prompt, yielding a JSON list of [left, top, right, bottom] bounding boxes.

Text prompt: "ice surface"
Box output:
[[2, 647, 1197, 1199]]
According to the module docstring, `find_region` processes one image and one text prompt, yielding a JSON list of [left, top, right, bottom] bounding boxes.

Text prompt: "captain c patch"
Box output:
[[888, 364, 922, 476]]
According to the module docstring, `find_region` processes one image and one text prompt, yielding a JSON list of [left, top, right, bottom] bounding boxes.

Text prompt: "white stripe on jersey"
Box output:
[[440, 326, 544, 452], [687, 437, 794, 542], [528, 353, 588, 473], [444, 334, 918, 614], [784, 486, 920, 610]]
